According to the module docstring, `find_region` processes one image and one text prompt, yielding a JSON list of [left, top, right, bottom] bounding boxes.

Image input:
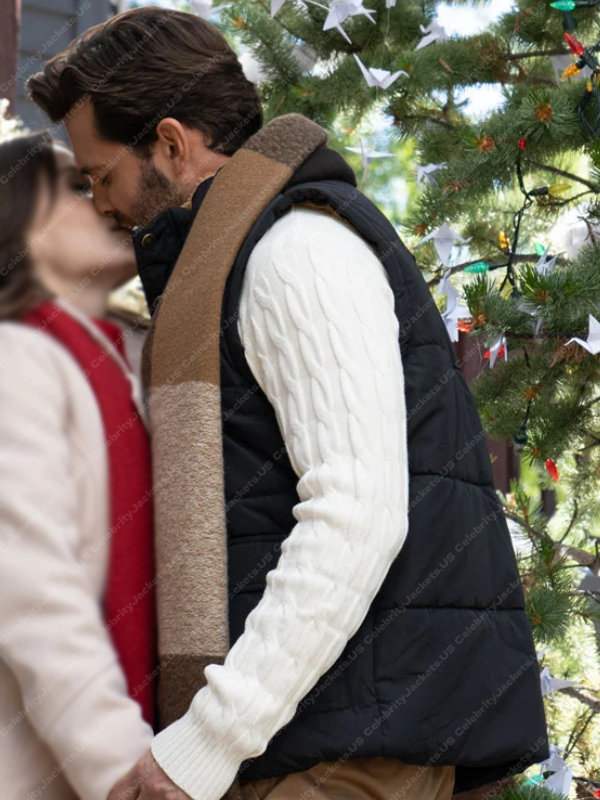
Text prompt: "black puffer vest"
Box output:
[[134, 146, 549, 796]]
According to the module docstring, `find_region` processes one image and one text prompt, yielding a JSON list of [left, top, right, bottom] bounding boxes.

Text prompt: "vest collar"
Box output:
[[133, 145, 356, 315]]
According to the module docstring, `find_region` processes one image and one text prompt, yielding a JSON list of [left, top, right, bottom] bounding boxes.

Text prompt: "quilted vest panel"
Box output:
[[219, 180, 549, 795]]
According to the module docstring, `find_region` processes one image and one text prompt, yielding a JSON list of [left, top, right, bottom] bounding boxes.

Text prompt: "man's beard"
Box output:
[[129, 158, 187, 228]]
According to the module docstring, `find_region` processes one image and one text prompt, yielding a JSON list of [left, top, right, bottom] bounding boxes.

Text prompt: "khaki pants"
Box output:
[[241, 758, 456, 800]]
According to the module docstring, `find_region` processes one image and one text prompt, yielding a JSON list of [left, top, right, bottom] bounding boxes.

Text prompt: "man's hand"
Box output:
[[107, 748, 194, 800]]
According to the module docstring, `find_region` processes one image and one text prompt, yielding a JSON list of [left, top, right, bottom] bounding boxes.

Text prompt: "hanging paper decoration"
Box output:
[[345, 138, 393, 167], [535, 252, 557, 275], [416, 221, 472, 264], [545, 457, 560, 481], [565, 313, 600, 354], [271, 0, 307, 16], [190, 0, 213, 18], [291, 42, 318, 72], [322, 0, 376, 43], [416, 161, 447, 186], [415, 20, 448, 49], [483, 333, 508, 368], [540, 666, 577, 695], [352, 53, 408, 89], [543, 764, 574, 796], [578, 570, 600, 591], [435, 269, 469, 342]]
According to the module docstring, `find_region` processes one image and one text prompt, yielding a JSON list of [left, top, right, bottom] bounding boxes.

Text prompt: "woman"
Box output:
[[0, 131, 157, 800]]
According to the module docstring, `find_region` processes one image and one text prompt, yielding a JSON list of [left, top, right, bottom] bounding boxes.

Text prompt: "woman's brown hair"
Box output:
[[0, 132, 58, 320], [27, 7, 263, 156]]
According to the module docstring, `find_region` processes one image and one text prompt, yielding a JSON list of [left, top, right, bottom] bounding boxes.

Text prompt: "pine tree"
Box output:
[[212, 0, 600, 793]]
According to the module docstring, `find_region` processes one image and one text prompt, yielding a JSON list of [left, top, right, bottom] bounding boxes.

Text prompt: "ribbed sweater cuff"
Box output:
[[150, 707, 243, 800]]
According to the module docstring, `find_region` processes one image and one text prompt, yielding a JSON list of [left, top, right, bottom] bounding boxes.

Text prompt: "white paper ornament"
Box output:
[[565, 313, 600, 355], [417, 161, 447, 187], [540, 666, 577, 696], [353, 53, 408, 89], [291, 42, 318, 72], [322, 0, 376, 43], [435, 269, 469, 342], [345, 138, 393, 167], [486, 333, 508, 368], [417, 222, 472, 265], [239, 51, 267, 84], [416, 21, 448, 49], [190, 0, 213, 18]]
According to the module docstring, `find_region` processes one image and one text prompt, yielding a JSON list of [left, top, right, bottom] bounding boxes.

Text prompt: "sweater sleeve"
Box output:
[[0, 325, 154, 800], [150, 206, 410, 800]]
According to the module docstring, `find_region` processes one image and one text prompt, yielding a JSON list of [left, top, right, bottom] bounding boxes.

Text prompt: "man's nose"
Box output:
[[91, 183, 115, 217]]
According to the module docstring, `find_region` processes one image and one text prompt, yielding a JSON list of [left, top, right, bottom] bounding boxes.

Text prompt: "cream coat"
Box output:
[[0, 298, 154, 800]]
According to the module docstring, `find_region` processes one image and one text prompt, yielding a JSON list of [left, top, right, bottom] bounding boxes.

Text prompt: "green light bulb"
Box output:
[[534, 242, 546, 256], [463, 261, 490, 273], [550, 0, 576, 9]]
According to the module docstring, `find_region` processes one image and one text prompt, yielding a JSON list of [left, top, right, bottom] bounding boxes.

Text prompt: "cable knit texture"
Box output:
[[150, 206, 410, 800]]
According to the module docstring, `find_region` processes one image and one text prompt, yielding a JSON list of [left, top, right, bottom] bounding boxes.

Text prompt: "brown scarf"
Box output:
[[140, 113, 329, 793]]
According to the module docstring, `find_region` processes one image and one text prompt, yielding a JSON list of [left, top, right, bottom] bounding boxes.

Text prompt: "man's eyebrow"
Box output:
[[80, 164, 103, 175]]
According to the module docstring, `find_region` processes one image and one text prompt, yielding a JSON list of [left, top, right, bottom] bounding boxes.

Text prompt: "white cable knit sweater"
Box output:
[[150, 206, 411, 800]]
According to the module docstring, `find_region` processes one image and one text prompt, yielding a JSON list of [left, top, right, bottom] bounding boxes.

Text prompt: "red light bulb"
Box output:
[[564, 32, 585, 56]]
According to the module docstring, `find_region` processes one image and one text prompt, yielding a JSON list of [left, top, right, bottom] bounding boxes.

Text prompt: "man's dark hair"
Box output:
[[27, 7, 263, 156]]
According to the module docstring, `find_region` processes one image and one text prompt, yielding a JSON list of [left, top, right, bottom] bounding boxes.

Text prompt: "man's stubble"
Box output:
[[130, 157, 188, 229]]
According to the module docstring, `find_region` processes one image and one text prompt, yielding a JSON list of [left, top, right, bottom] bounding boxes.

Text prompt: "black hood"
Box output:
[[133, 144, 356, 315]]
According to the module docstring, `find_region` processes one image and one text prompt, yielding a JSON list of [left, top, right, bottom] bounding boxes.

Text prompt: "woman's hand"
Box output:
[[108, 749, 194, 800]]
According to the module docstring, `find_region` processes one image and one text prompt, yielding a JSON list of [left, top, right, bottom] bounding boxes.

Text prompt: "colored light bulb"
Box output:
[[547, 182, 570, 195], [534, 242, 546, 256], [562, 63, 582, 78], [551, 0, 576, 9], [463, 261, 490, 273], [564, 32, 585, 55]]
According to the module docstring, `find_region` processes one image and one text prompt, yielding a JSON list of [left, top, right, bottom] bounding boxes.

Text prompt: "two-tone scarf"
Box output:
[[21, 299, 158, 728], [140, 114, 329, 756]]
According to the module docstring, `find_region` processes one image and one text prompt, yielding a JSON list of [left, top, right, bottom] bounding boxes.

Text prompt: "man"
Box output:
[[28, 8, 549, 800]]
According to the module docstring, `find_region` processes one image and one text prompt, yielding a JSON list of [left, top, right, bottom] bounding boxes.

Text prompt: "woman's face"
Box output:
[[27, 144, 137, 291]]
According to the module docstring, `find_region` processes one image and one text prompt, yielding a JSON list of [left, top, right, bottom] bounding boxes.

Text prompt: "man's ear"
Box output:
[[153, 117, 194, 180]]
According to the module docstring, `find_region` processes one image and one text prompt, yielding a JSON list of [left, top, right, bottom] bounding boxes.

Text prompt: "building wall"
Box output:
[[15, 0, 113, 137]]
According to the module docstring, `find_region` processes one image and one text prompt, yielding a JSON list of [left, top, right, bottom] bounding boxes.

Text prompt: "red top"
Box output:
[[20, 301, 158, 730]]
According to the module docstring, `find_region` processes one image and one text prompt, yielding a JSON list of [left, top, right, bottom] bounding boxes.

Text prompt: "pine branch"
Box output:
[[506, 48, 568, 60], [504, 510, 600, 569], [530, 161, 599, 192], [562, 685, 600, 713]]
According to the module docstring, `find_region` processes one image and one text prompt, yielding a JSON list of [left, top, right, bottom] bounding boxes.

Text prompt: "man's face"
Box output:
[[65, 97, 186, 229]]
